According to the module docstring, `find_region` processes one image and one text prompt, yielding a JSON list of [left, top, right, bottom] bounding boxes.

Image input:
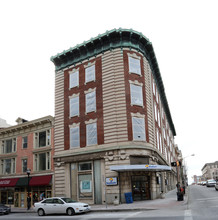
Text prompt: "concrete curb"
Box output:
[[11, 188, 188, 213]]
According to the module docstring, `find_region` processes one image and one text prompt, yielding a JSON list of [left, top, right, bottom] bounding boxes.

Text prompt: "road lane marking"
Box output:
[[196, 197, 218, 201], [119, 211, 143, 220], [184, 210, 193, 220]]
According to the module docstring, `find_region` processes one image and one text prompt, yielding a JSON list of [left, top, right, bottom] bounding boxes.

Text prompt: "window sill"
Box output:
[[69, 85, 79, 90], [85, 110, 96, 115], [84, 79, 96, 85], [131, 104, 144, 108], [69, 115, 80, 119], [32, 146, 52, 153], [129, 72, 142, 76]]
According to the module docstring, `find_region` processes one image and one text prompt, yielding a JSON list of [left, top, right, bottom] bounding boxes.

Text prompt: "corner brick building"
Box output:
[[51, 29, 180, 204]]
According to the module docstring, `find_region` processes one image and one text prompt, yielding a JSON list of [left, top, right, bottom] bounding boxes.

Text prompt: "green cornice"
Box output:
[[50, 28, 176, 136]]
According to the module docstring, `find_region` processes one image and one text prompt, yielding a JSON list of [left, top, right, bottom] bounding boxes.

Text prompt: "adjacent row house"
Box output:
[[0, 116, 54, 208], [201, 161, 218, 180]]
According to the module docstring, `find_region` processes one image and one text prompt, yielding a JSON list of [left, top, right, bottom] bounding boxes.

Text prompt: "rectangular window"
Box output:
[[35, 130, 51, 148], [156, 130, 160, 150], [130, 84, 143, 106], [2, 139, 16, 154], [22, 159, 27, 173], [70, 96, 79, 117], [34, 152, 51, 171], [128, 56, 141, 75], [85, 65, 95, 83], [154, 103, 157, 121], [132, 117, 146, 141], [86, 91, 96, 113], [1, 158, 16, 174], [13, 138, 16, 152], [79, 162, 92, 171], [39, 153, 46, 171], [160, 135, 163, 153], [70, 126, 80, 148], [5, 140, 12, 153], [5, 159, 11, 174], [22, 136, 28, 149], [86, 123, 97, 146], [69, 71, 79, 88], [39, 131, 46, 147], [153, 81, 156, 95], [158, 110, 160, 127]]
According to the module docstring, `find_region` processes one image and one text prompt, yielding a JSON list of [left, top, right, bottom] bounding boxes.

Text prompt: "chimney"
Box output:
[[16, 117, 28, 125]]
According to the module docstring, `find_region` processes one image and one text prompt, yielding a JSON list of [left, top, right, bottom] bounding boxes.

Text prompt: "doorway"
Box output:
[[131, 175, 150, 200]]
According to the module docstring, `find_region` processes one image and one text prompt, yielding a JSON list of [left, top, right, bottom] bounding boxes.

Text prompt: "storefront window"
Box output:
[[1, 191, 7, 204], [79, 162, 92, 171], [8, 191, 14, 204], [39, 191, 45, 201], [33, 192, 39, 203], [78, 174, 92, 198]]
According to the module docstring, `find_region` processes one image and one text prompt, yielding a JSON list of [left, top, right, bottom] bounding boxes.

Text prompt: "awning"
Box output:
[[29, 175, 52, 186], [0, 178, 19, 187], [16, 177, 30, 187], [110, 164, 172, 172]]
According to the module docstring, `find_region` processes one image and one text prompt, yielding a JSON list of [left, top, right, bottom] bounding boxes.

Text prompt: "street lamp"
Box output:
[[26, 168, 31, 210]]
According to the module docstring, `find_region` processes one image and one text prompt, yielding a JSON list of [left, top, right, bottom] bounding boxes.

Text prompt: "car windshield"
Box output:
[[61, 198, 77, 203]]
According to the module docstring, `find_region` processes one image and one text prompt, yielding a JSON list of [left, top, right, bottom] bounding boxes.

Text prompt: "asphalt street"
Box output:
[[3, 185, 218, 220]]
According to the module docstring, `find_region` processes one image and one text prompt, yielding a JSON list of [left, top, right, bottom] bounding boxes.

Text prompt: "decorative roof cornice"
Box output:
[[50, 28, 176, 136], [0, 115, 54, 135]]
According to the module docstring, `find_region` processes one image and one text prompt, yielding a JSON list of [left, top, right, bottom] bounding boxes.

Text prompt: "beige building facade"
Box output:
[[51, 29, 179, 204]]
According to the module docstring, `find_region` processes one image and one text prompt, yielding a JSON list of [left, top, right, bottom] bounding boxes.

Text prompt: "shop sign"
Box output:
[[106, 177, 118, 186], [0, 180, 10, 185]]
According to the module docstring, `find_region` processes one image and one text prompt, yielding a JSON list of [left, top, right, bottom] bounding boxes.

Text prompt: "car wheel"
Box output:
[[67, 208, 75, 216], [216, 187, 218, 191], [38, 208, 45, 216]]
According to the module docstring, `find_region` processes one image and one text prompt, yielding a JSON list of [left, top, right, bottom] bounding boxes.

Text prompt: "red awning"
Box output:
[[0, 178, 19, 187], [29, 175, 52, 186]]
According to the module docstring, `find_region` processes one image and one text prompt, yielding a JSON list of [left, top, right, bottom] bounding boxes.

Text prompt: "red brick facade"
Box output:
[[64, 57, 104, 150], [123, 50, 149, 142]]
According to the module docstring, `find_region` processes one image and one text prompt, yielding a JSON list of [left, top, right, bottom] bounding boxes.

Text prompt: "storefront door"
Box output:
[[132, 175, 150, 201], [20, 193, 25, 208], [14, 193, 19, 207]]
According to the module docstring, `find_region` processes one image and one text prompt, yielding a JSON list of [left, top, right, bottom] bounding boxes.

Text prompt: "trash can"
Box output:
[[177, 192, 184, 201], [124, 192, 133, 203]]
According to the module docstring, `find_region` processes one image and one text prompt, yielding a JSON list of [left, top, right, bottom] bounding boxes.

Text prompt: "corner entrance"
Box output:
[[131, 175, 150, 201]]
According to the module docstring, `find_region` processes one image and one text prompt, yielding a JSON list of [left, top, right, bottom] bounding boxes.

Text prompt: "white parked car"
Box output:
[[206, 179, 216, 187], [34, 197, 91, 216]]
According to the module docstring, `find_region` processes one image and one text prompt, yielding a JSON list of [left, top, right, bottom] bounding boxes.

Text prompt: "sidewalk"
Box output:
[[11, 188, 188, 213]]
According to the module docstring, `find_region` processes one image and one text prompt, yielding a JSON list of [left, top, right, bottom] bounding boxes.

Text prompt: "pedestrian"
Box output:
[[176, 182, 180, 192]]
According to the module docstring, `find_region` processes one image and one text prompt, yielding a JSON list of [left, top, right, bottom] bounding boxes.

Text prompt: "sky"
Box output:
[[1, 0, 218, 183]]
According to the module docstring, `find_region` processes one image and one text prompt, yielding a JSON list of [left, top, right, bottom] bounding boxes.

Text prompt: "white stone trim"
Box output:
[[69, 123, 80, 128], [84, 61, 96, 68], [68, 67, 80, 74], [85, 118, 97, 125], [129, 80, 143, 87], [127, 52, 141, 60], [84, 87, 96, 94], [69, 93, 80, 99], [131, 112, 145, 118]]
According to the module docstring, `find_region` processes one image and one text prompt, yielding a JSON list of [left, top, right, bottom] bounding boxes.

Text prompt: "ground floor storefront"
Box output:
[[53, 147, 177, 204], [0, 174, 53, 208]]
